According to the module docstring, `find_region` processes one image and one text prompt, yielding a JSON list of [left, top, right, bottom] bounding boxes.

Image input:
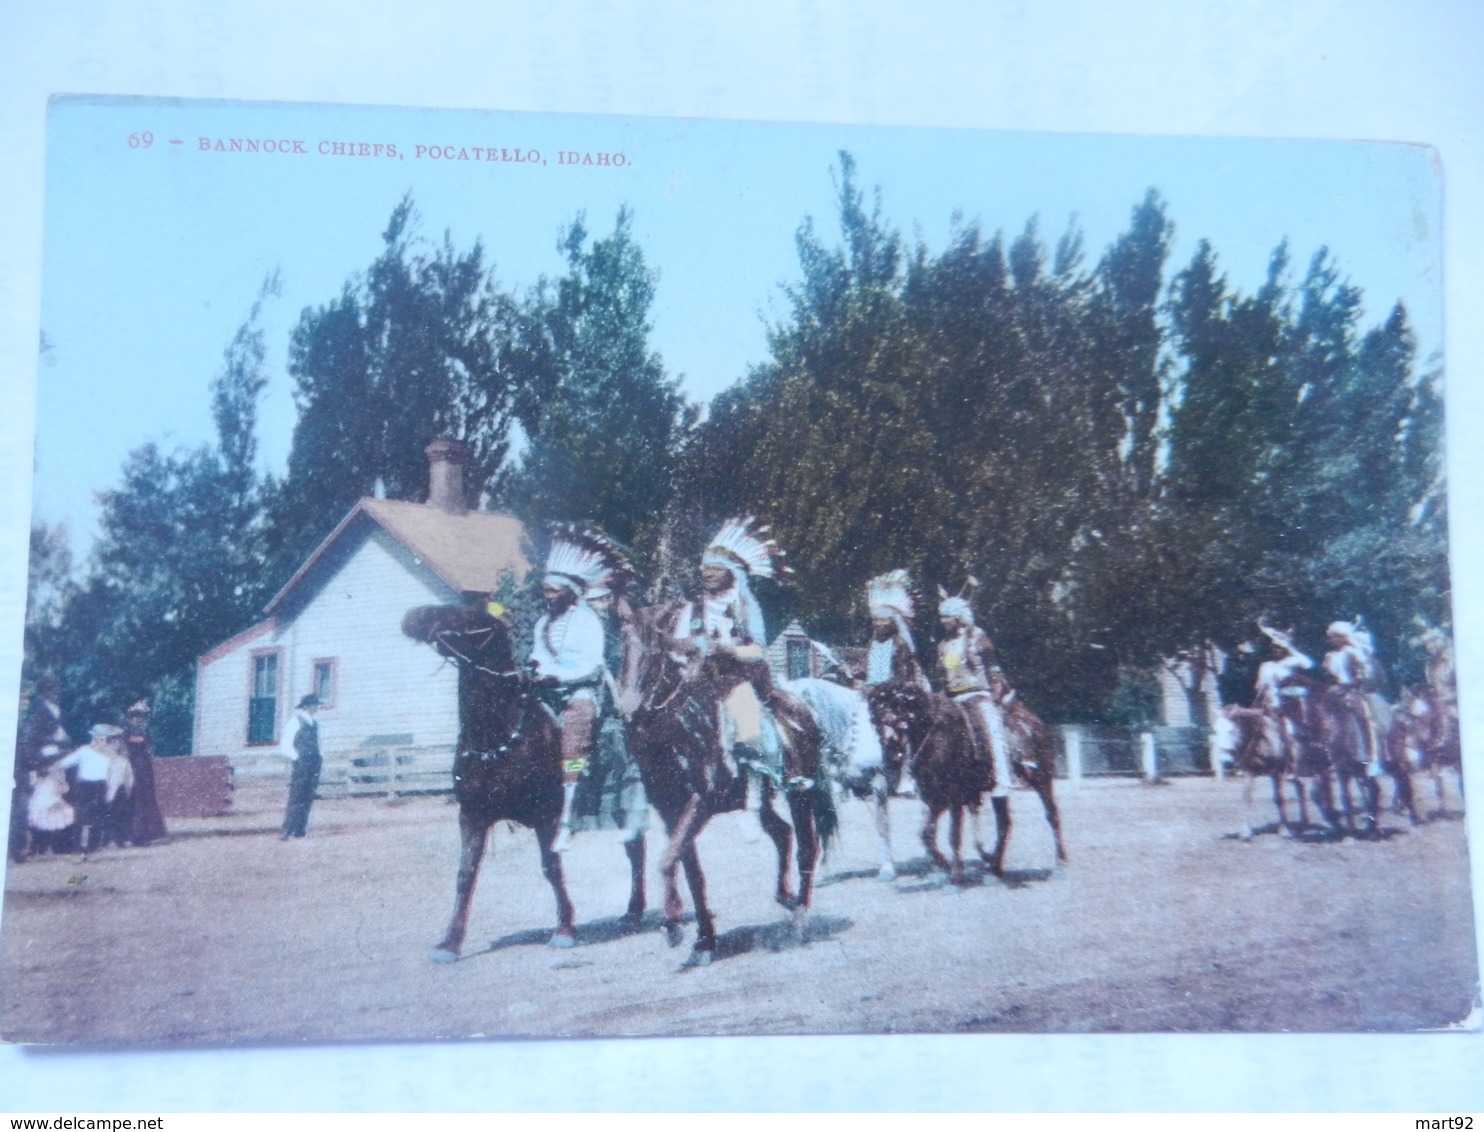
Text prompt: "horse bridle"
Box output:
[[432, 628, 533, 761]]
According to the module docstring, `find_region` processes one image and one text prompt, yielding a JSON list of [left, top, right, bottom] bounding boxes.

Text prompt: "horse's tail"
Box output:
[[809, 773, 839, 849]]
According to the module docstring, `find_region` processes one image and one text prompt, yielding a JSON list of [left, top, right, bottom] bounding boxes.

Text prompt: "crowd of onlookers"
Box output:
[[8, 675, 169, 863]]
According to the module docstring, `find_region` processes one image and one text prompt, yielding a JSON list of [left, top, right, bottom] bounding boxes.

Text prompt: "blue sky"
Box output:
[[36, 96, 1443, 552]]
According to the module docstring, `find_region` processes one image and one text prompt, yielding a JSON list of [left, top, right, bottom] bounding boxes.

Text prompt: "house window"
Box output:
[[247, 652, 280, 745], [312, 659, 337, 708], [786, 638, 812, 681]]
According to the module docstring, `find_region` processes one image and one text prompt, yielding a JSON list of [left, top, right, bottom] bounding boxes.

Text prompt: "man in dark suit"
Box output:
[[279, 694, 323, 839]]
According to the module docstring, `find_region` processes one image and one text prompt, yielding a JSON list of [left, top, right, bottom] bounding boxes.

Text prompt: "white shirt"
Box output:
[[530, 602, 605, 688], [280, 710, 316, 761]]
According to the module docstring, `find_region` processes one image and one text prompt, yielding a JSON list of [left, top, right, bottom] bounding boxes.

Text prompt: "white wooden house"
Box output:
[[193, 440, 529, 779]]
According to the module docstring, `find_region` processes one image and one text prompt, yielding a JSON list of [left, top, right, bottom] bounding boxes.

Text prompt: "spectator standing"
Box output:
[[55, 724, 133, 853], [10, 673, 71, 863], [279, 695, 323, 839], [121, 700, 169, 845]]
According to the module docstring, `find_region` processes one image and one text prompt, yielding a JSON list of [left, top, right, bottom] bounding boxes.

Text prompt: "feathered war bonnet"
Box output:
[[1257, 617, 1299, 655], [937, 576, 980, 625], [701, 517, 792, 644], [867, 569, 919, 652], [543, 524, 632, 602]]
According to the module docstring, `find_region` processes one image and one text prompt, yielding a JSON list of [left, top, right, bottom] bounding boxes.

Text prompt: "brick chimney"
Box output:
[[424, 438, 470, 515]]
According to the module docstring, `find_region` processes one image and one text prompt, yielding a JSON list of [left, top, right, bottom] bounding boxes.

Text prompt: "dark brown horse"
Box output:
[[403, 604, 646, 961], [616, 598, 835, 965], [866, 683, 1068, 884]]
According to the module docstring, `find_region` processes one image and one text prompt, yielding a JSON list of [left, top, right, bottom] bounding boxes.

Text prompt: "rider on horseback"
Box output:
[[671, 517, 807, 794], [864, 570, 931, 691], [1252, 619, 1315, 778], [532, 530, 623, 853], [935, 578, 1016, 812], [864, 570, 928, 797], [1323, 619, 1386, 778]]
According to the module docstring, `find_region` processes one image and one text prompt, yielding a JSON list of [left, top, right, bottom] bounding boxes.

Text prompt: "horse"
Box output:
[[402, 604, 647, 961], [866, 682, 1067, 884], [615, 598, 836, 966], [781, 675, 900, 880], [1392, 685, 1464, 818], [1213, 703, 1340, 839], [1304, 681, 1421, 835]]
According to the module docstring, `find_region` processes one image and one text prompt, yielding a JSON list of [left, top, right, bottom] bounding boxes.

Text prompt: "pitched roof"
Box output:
[[264, 499, 530, 615]]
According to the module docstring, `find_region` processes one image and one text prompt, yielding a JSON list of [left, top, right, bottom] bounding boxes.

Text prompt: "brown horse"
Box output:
[[1303, 681, 1421, 835], [616, 598, 835, 966], [865, 682, 982, 885], [865, 683, 1067, 884], [403, 604, 646, 961], [1214, 703, 1339, 838]]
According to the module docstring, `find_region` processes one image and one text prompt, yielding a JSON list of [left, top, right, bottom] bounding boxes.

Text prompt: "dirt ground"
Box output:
[[0, 773, 1477, 1044]]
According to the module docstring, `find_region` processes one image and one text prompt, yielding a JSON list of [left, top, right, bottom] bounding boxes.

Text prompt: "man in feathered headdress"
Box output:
[[673, 517, 796, 791], [936, 579, 1015, 806], [532, 528, 621, 852], [1252, 620, 1315, 775], [864, 570, 930, 691], [1323, 618, 1387, 776]]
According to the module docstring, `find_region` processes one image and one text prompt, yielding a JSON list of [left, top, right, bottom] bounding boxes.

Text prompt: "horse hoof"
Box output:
[[876, 865, 897, 882], [428, 948, 459, 964], [620, 910, 644, 930], [1052, 866, 1068, 880], [687, 948, 714, 968], [662, 921, 685, 949], [549, 931, 576, 950]]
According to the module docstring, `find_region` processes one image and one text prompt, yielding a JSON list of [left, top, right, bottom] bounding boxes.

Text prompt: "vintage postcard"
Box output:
[[1, 96, 1474, 1045]]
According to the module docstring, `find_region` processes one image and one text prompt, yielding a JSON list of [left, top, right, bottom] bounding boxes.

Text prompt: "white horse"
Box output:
[[783, 676, 900, 880]]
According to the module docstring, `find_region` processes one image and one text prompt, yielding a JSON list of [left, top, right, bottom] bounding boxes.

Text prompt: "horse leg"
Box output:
[[787, 790, 820, 929], [1391, 762, 1422, 826], [622, 834, 646, 924], [970, 801, 991, 861], [946, 804, 967, 887], [431, 809, 491, 962], [1240, 772, 1257, 841], [921, 804, 951, 875], [679, 845, 716, 964], [757, 778, 796, 908], [987, 795, 1011, 878], [1034, 777, 1068, 866], [1271, 774, 1293, 838], [1359, 774, 1381, 837], [535, 821, 578, 948], [1294, 776, 1310, 831], [1310, 773, 1343, 835], [658, 795, 704, 946], [872, 776, 896, 881]]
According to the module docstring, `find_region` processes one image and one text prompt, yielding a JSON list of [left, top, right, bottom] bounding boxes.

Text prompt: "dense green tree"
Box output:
[[269, 196, 528, 579], [502, 208, 691, 575], [48, 287, 280, 753]]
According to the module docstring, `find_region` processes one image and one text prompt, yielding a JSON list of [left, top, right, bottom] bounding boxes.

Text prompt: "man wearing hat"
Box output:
[[531, 530, 615, 852], [1323, 619, 1386, 777], [121, 699, 168, 845], [673, 518, 802, 793], [1252, 622, 1316, 776], [937, 581, 1015, 810], [864, 570, 930, 691], [279, 694, 323, 839]]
